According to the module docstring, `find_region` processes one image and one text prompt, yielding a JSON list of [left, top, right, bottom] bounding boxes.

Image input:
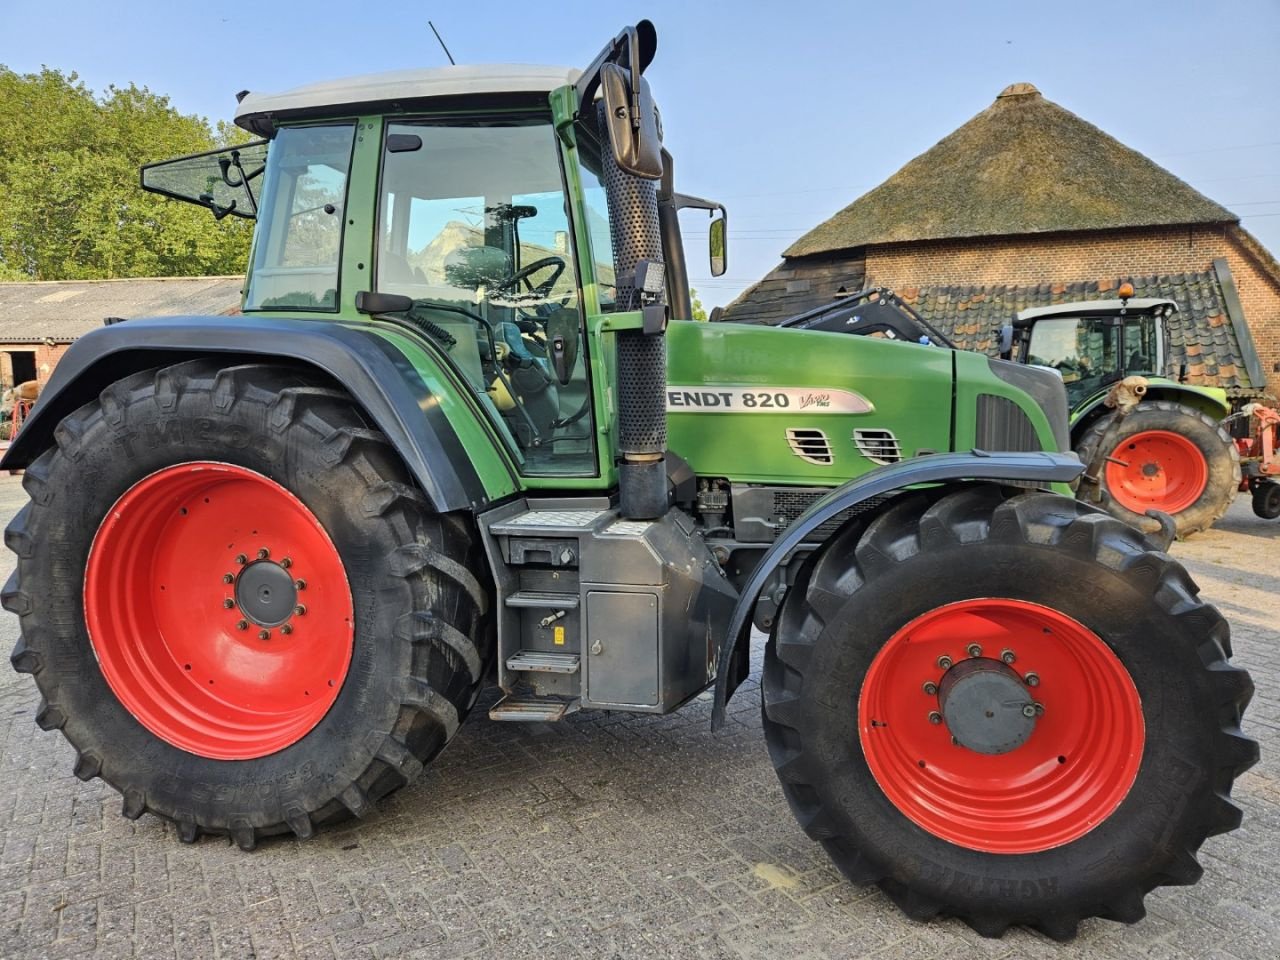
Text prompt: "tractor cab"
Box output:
[[139, 34, 728, 493], [1005, 296, 1176, 407]]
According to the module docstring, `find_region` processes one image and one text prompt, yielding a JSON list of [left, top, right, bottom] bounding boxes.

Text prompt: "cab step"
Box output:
[[489, 695, 581, 722], [505, 590, 580, 609], [505, 651, 581, 674]]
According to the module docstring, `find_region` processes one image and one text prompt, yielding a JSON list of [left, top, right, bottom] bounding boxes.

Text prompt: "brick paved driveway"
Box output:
[[1, 475, 1276, 959]]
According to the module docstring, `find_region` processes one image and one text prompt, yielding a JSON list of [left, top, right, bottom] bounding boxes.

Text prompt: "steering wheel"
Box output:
[[492, 256, 567, 304]]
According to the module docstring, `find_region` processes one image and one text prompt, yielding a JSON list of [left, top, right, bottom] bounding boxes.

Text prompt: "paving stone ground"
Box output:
[[0, 475, 1276, 959]]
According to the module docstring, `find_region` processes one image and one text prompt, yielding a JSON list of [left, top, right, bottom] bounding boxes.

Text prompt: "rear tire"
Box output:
[[1252, 480, 1280, 519], [4, 360, 493, 848], [762, 485, 1256, 939], [1076, 401, 1239, 537]]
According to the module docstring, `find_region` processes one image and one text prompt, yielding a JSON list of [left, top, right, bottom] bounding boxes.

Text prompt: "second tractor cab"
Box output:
[[2, 20, 1255, 943], [1001, 288, 1240, 536]]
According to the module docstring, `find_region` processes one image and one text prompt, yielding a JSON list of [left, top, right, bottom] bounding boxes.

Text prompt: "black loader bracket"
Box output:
[[710, 449, 1086, 728]]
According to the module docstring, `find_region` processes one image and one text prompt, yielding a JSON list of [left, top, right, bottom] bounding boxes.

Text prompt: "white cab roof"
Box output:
[[235, 64, 581, 133], [1015, 298, 1177, 323]]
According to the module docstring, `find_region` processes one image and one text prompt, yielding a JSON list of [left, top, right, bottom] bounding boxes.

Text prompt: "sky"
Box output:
[[4, 0, 1279, 310]]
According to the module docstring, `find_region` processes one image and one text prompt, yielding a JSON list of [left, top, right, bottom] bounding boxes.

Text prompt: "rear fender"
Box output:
[[710, 450, 1085, 728], [1071, 382, 1232, 442], [1, 316, 505, 513]]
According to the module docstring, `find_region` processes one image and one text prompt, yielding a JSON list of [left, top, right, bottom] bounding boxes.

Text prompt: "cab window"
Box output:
[[375, 118, 595, 477], [244, 124, 355, 311]]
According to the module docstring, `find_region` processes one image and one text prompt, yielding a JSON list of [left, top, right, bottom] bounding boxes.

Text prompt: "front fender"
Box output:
[[2, 316, 510, 513], [710, 449, 1085, 728]]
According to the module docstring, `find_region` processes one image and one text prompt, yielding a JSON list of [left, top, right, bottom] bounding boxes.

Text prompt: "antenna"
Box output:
[[428, 21, 456, 65]]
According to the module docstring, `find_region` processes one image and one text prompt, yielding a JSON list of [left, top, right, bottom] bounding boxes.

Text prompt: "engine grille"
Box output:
[[975, 394, 1041, 452], [786, 428, 833, 465], [854, 428, 903, 465]]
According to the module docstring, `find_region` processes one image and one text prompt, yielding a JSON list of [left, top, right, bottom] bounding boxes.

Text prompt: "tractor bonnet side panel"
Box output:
[[663, 322, 954, 484]]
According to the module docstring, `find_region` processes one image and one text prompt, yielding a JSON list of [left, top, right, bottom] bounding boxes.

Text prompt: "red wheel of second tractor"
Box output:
[[858, 598, 1145, 853], [1105, 429, 1209, 515], [84, 462, 354, 760]]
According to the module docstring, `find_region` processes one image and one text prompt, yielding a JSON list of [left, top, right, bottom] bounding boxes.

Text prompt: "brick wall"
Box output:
[[865, 225, 1280, 395], [1, 342, 72, 391]]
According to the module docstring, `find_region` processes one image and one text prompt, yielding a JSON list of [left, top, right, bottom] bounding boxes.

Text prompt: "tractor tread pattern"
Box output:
[[1075, 399, 1241, 538], [5, 359, 494, 849], [762, 484, 1256, 940]]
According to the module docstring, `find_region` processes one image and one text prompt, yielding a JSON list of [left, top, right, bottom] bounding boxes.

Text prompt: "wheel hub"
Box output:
[[235, 560, 298, 627], [84, 462, 354, 760], [937, 658, 1038, 754]]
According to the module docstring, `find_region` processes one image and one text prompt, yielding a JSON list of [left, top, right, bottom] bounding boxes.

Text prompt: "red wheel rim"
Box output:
[[85, 463, 353, 760], [1105, 430, 1207, 514], [858, 599, 1144, 853]]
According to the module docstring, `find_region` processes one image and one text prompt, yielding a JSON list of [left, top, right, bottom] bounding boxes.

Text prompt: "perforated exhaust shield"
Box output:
[[598, 102, 667, 458]]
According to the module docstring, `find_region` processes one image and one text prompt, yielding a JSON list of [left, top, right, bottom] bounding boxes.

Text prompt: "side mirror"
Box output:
[[997, 323, 1014, 359], [600, 65, 663, 180], [708, 209, 727, 277], [545, 311, 580, 385]]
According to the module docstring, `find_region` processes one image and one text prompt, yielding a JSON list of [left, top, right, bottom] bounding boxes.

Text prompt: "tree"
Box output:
[[690, 287, 708, 321], [0, 66, 252, 281]]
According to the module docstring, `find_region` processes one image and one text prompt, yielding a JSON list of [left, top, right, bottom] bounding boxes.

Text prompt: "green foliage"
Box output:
[[690, 287, 707, 322], [0, 66, 252, 280]]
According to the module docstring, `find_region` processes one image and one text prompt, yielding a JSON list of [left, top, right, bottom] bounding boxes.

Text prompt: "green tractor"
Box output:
[[2, 22, 1256, 940], [1000, 292, 1241, 537]]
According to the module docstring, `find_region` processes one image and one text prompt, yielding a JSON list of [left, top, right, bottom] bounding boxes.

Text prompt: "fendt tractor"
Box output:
[[2, 22, 1257, 940], [779, 287, 1248, 537], [999, 295, 1243, 537]]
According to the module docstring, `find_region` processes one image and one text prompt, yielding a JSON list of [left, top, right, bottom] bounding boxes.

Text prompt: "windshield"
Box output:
[[1026, 314, 1164, 404], [141, 141, 269, 220], [244, 124, 356, 311]]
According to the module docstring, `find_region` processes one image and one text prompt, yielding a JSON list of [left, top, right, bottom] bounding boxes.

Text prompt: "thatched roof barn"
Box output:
[[723, 83, 1280, 396]]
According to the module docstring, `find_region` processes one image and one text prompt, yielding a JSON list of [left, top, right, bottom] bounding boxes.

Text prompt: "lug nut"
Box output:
[[295, 604, 307, 616], [257, 548, 270, 560], [928, 711, 942, 725], [235, 554, 248, 565], [1001, 649, 1016, 664], [222, 598, 235, 609], [966, 643, 982, 658], [222, 573, 234, 584], [936, 655, 953, 670], [280, 557, 292, 569], [280, 624, 293, 636], [1022, 704, 1038, 719], [236, 620, 248, 631], [258, 630, 270, 640], [295, 579, 307, 591], [922, 681, 938, 696], [1024, 672, 1040, 687]]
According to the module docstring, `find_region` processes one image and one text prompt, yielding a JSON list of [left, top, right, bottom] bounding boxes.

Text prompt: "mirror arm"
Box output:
[[656, 149, 692, 321]]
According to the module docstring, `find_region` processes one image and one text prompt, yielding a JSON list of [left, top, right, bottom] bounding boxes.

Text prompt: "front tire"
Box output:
[[762, 485, 1256, 939], [5, 360, 492, 848], [1076, 401, 1240, 537]]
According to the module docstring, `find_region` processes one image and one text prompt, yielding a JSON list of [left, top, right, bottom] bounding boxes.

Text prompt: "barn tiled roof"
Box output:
[[0, 276, 243, 343], [720, 255, 866, 325], [899, 271, 1255, 393]]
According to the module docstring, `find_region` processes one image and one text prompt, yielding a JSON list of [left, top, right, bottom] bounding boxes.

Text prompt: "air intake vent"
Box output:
[[976, 394, 1041, 452], [786, 428, 833, 465], [854, 429, 903, 465]]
